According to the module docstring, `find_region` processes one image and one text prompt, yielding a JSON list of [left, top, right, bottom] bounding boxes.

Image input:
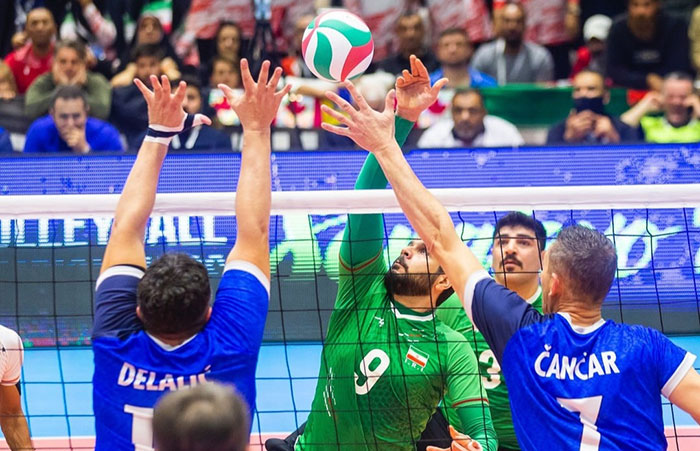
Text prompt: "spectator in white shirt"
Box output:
[[0, 324, 32, 450], [418, 88, 524, 148]]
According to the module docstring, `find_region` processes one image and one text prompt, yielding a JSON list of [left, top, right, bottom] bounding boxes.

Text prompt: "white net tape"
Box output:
[[1, 184, 699, 219]]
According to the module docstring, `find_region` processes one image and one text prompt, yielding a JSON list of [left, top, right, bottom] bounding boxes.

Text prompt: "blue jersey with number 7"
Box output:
[[92, 262, 269, 451], [463, 270, 696, 451]]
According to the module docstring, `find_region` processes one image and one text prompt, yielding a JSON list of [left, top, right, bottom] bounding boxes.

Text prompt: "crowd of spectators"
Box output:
[[0, 0, 699, 154]]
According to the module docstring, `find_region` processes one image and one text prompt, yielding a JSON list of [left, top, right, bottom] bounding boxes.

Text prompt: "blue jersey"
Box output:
[[92, 261, 269, 451], [464, 270, 696, 451]]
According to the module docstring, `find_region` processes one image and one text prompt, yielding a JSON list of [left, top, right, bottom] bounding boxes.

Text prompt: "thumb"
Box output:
[[218, 83, 237, 103], [432, 77, 449, 94], [385, 89, 396, 112], [193, 113, 212, 127]]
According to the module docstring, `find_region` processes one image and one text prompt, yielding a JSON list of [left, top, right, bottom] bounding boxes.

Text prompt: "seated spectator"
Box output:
[[0, 126, 13, 152], [25, 39, 111, 120], [606, 0, 691, 91], [571, 14, 612, 78], [4, 7, 56, 94], [547, 70, 641, 145], [430, 28, 496, 89], [209, 56, 240, 90], [24, 85, 122, 153], [472, 2, 554, 85], [0, 0, 46, 56], [690, 5, 700, 77], [0, 61, 17, 100], [378, 13, 439, 76], [110, 43, 160, 148], [153, 382, 249, 451], [111, 14, 180, 87], [0, 61, 30, 133], [57, 0, 124, 79], [621, 72, 700, 143], [494, 0, 580, 80], [417, 88, 524, 148], [134, 76, 231, 151]]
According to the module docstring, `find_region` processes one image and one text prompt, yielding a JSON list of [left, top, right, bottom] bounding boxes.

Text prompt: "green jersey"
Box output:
[[436, 287, 542, 450], [296, 253, 487, 450]]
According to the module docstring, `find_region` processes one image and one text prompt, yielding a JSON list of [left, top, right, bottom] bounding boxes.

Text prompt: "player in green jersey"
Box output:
[[283, 58, 497, 451], [435, 212, 546, 451]]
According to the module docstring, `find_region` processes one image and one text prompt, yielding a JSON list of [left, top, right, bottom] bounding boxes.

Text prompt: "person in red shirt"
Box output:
[[4, 7, 56, 94]]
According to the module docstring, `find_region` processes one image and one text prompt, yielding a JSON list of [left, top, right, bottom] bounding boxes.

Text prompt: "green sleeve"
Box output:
[[456, 404, 498, 451], [85, 74, 112, 120], [24, 74, 55, 119], [339, 115, 415, 267]]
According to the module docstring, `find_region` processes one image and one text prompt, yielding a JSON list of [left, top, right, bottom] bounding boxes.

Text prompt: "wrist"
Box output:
[[396, 108, 421, 123]]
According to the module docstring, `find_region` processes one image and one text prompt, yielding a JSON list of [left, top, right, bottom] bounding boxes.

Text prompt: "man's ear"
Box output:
[[549, 272, 562, 298], [435, 274, 451, 292]]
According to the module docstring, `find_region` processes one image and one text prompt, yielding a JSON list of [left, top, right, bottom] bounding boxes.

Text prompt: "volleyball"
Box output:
[[301, 10, 374, 83]]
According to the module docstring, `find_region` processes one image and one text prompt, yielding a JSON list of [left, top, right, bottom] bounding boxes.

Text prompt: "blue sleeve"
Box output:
[[649, 328, 697, 398], [92, 265, 145, 339], [0, 130, 12, 152], [22, 126, 41, 152], [92, 123, 123, 151], [467, 271, 545, 365], [208, 260, 270, 355]]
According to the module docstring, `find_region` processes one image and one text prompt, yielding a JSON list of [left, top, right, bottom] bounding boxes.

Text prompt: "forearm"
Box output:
[[620, 103, 648, 127], [340, 116, 414, 266], [233, 130, 271, 248], [112, 141, 167, 236], [457, 404, 498, 451], [1, 412, 32, 450]]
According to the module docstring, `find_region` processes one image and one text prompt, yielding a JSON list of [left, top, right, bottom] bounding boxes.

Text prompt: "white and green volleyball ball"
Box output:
[[301, 10, 374, 83]]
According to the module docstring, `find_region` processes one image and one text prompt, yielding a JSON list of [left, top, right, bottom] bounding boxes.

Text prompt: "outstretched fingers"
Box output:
[[150, 74, 162, 99], [239, 58, 255, 91], [133, 78, 154, 103], [160, 75, 171, 98], [431, 77, 449, 95], [384, 89, 396, 114], [268, 66, 284, 90], [173, 80, 187, 105], [343, 81, 370, 111], [320, 122, 352, 137], [320, 104, 352, 127], [325, 90, 356, 115], [257, 60, 270, 87]]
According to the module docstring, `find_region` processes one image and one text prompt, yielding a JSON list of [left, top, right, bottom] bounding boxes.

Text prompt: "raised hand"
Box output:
[[396, 54, 448, 122], [321, 81, 396, 154], [219, 59, 291, 132], [426, 425, 483, 451], [134, 74, 211, 129]]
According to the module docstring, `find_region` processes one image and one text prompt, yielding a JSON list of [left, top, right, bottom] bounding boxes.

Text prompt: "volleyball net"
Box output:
[[0, 184, 699, 449]]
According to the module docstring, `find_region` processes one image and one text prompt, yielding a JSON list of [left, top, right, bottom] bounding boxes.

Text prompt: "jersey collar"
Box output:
[[390, 300, 435, 322], [147, 332, 198, 352], [525, 286, 542, 305], [557, 312, 606, 335]]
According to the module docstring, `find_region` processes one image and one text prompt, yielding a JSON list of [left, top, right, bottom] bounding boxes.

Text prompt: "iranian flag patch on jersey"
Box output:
[[405, 346, 429, 370]]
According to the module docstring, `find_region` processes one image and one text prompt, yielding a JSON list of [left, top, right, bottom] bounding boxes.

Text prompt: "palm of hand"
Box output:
[[397, 76, 435, 113]]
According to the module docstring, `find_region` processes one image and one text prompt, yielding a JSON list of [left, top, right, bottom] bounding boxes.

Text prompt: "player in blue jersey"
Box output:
[[320, 57, 700, 451], [91, 59, 290, 450]]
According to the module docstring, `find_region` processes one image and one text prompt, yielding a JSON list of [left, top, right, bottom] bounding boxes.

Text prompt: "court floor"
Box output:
[[2, 337, 699, 450]]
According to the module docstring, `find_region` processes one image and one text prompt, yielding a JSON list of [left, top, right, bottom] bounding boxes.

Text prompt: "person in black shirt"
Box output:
[[606, 0, 692, 90], [377, 13, 439, 75], [547, 70, 641, 145]]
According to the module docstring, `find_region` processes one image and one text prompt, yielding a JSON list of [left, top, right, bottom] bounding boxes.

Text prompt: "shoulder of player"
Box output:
[[220, 260, 270, 296], [0, 325, 21, 348], [96, 265, 146, 290]]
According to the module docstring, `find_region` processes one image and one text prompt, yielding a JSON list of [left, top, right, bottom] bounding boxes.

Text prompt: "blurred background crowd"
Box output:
[[0, 0, 699, 154]]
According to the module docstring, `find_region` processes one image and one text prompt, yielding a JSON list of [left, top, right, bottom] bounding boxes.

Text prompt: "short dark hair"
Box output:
[[131, 43, 164, 63], [55, 39, 87, 61], [548, 225, 617, 304], [212, 55, 238, 72], [137, 253, 211, 336], [493, 212, 547, 252], [452, 88, 484, 108], [153, 382, 249, 451], [180, 74, 202, 92], [50, 84, 87, 110], [438, 27, 470, 42]]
